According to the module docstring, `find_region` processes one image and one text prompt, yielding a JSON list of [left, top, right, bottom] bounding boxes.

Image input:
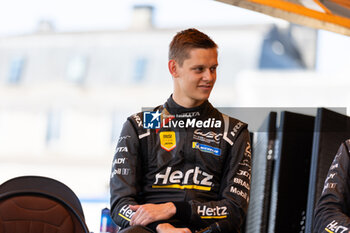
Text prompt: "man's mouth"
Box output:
[[198, 85, 212, 90]]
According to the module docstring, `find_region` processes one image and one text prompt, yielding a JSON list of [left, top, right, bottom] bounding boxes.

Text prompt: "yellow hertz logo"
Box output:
[[324, 220, 349, 233], [152, 184, 211, 191], [118, 213, 131, 221], [118, 205, 135, 222], [152, 166, 213, 191], [198, 206, 228, 219], [200, 216, 227, 219]]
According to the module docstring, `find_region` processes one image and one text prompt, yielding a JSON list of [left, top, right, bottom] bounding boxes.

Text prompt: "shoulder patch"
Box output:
[[221, 113, 247, 146], [128, 112, 149, 139], [129, 105, 162, 139], [131, 112, 143, 128]]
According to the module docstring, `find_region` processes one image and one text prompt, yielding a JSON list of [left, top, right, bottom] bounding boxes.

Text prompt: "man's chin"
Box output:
[[199, 92, 212, 100], [194, 94, 210, 103]]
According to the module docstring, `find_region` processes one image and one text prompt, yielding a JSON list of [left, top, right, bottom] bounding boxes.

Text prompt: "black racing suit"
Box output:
[[110, 96, 251, 232], [314, 139, 350, 233]]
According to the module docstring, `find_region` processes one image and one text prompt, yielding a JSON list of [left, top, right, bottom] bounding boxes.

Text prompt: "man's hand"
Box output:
[[156, 223, 191, 233], [129, 202, 176, 226]]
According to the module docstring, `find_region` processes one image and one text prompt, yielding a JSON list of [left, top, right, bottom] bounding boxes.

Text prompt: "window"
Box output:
[[8, 56, 25, 84], [46, 110, 61, 145], [66, 56, 88, 84], [133, 57, 148, 81]]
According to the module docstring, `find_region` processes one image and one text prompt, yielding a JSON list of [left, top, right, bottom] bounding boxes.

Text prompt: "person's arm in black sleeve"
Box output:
[[173, 127, 251, 232], [110, 115, 142, 229], [314, 140, 350, 233]]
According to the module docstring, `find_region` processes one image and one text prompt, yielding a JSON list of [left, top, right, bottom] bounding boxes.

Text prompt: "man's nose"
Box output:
[[203, 69, 215, 82]]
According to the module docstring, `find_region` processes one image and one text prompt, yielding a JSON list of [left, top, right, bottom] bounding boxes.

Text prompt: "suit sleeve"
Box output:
[[314, 141, 350, 233], [110, 117, 142, 229], [173, 128, 251, 232]]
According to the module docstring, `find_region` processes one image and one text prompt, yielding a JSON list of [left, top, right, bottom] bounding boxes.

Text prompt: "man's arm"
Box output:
[[129, 203, 176, 226], [110, 117, 143, 229], [110, 116, 188, 231], [172, 128, 251, 232], [128, 203, 192, 232], [156, 223, 191, 233], [314, 140, 350, 233]]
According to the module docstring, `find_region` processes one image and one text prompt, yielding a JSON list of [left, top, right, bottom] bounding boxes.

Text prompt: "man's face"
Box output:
[[172, 48, 218, 107]]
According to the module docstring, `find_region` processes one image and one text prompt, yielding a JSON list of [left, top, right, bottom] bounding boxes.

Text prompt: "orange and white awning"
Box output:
[[216, 0, 350, 36]]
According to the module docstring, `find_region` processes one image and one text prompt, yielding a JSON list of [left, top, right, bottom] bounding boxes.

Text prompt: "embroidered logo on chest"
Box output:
[[159, 131, 176, 151], [192, 142, 221, 156]]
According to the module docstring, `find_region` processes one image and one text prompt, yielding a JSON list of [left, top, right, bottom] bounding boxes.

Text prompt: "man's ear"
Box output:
[[168, 60, 178, 78]]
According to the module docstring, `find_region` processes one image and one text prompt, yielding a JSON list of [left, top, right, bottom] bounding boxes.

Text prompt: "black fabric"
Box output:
[[110, 96, 251, 232], [313, 140, 350, 233], [119, 225, 154, 233], [305, 108, 350, 233], [173, 201, 192, 223]]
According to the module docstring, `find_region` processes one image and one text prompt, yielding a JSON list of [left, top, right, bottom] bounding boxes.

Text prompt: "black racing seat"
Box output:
[[0, 176, 89, 233]]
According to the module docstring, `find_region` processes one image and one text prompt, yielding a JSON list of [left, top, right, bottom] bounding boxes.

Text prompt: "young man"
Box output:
[[110, 28, 251, 233], [314, 139, 350, 233]]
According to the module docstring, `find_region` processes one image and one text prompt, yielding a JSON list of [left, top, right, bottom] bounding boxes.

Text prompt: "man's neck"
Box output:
[[172, 93, 206, 109]]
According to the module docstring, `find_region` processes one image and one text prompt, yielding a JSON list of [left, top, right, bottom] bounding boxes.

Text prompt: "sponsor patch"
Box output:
[[176, 112, 200, 118], [231, 122, 244, 137], [236, 169, 251, 181], [152, 166, 213, 191], [132, 114, 142, 127], [239, 159, 251, 169], [112, 158, 126, 166], [234, 177, 250, 190], [111, 168, 130, 178], [324, 182, 337, 190], [118, 135, 131, 143], [115, 147, 128, 153], [197, 205, 228, 219], [118, 205, 135, 222], [193, 129, 222, 144], [230, 186, 249, 201], [192, 142, 221, 156], [326, 220, 349, 233], [244, 142, 251, 159], [160, 131, 176, 151], [152, 184, 211, 191]]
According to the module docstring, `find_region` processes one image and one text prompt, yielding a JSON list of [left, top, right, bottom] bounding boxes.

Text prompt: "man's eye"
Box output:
[[195, 67, 204, 72], [210, 67, 217, 72]]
